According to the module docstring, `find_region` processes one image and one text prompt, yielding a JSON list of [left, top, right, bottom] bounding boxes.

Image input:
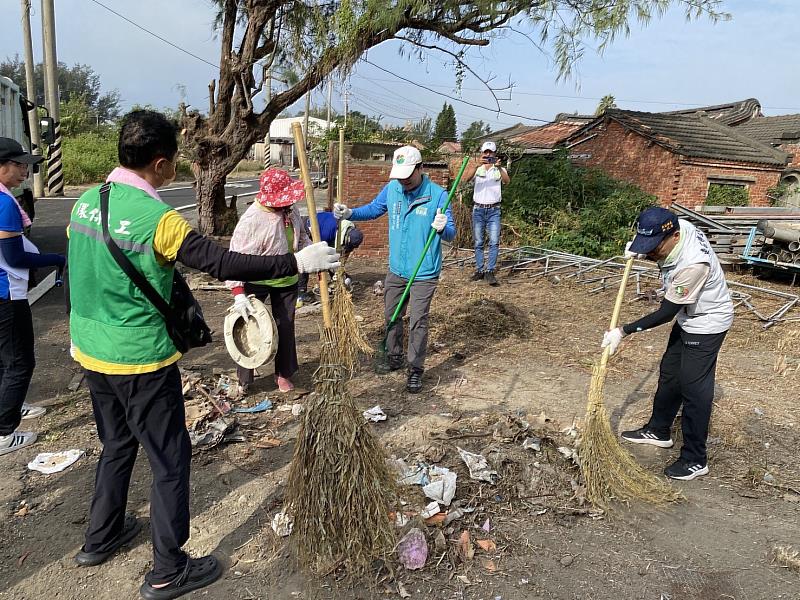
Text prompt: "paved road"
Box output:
[[28, 177, 262, 255]]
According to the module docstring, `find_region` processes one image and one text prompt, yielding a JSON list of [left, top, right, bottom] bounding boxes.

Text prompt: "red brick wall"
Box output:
[[340, 155, 450, 258], [568, 120, 783, 207], [675, 159, 782, 208], [568, 121, 680, 202], [780, 143, 800, 168]]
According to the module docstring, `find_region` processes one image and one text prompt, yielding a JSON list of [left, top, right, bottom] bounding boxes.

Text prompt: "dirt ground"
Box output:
[[2, 254, 799, 600]]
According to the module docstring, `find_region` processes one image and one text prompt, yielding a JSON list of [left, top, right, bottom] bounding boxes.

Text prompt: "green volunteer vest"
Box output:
[[68, 182, 179, 368], [254, 223, 298, 288]]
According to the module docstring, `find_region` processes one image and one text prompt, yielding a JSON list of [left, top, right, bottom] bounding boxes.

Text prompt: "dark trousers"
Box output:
[[647, 323, 727, 465], [84, 364, 191, 584], [383, 271, 438, 372], [238, 282, 299, 385], [0, 299, 36, 436]]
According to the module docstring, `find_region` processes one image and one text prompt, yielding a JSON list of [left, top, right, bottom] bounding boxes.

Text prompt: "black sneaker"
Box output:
[[388, 354, 405, 371], [406, 369, 423, 394], [484, 271, 498, 286], [471, 271, 484, 282], [298, 292, 316, 304], [664, 459, 709, 481], [620, 427, 674, 448]]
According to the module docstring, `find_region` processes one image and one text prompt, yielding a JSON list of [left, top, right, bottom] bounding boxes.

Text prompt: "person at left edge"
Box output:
[[67, 110, 339, 600], [0, 138, 65, 457]]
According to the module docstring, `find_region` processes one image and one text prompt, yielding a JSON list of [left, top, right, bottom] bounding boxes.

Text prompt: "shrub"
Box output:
[[705, 183, 749, 207], [62, 130, 118, 185], [495, 150, 655, 258]]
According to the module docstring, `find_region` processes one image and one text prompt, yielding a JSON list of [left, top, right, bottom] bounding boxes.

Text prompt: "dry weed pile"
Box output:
[[431, 292, 532, 350]]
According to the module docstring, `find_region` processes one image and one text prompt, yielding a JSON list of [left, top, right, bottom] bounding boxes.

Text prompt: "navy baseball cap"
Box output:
[[629, 207, 680, 255], [344, 227, 363, 251]]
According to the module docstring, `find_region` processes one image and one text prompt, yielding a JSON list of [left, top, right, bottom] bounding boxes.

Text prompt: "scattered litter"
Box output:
[[443, 506, 474, 526], [373, 280, 384, 296], [754, 407, 765, 417], [482, 558, 497, 572], [398, 582, 411, 598], [420, 501, 441, 519], [522, 437, 541, 452], [561, 423, 579, 439], [422, 466, 457, 506], [291, 404, 304, 417], [773, 545, 800, 571], [232, 398, 273, 413], [255, 436, 282, 449], [434, 530, 447, 552], [476, 539, 496, 552], [363, 405, 387, 423], [27, 450, 84, 474], [188, 418, 237, 450], [271, 510, 293, 537], [456, 575, 470, 585], [457, 530, 475, 562], [397, 528, 428, 570], [391, 458, 430, 486], [424, 513, 447, 526], [557, 446, 579, 464], [457, 447, 499, 484], [394, 512, 410, 527], [481, 517, 492, 532], [764, 472, 776, 483]]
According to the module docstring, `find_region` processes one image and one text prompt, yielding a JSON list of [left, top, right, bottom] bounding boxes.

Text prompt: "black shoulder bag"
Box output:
[[99, 183, 212, 353]]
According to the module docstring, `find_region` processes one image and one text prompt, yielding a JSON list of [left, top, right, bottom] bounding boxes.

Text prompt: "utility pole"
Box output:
[[263, 68, 272, 169], [42, 0, 63, 196], [326, 78, 332, 131], [343, 88, 349, 129], [303, 90, 311, 141], [20, 0, 44, 198]]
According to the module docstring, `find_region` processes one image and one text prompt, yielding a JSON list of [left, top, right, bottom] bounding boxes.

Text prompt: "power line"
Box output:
[[361, 60, 550, 124], [87, 0, 218, 69]]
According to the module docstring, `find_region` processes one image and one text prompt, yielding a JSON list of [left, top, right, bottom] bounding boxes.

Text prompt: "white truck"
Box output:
[[0, 75, 53, 226]]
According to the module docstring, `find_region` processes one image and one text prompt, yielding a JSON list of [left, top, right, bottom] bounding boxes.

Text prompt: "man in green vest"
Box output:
[[68, 110, 339, 600]]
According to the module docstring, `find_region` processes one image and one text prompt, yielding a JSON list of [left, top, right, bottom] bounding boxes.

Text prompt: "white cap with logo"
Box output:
[[480, 141, 497, 153], [389, 145, 423, 179]]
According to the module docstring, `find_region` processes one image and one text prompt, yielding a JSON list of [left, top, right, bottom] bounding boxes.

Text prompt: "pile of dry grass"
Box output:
[[431, 292, 532, 350], [285, 329, 396, 575], [773, 545, 800, 571]]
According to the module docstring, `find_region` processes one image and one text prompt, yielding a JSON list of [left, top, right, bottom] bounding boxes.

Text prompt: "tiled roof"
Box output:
[[511, 121, 584, 149], [476, 123, 535, 143], [569, 110, 789, 166], [663, 98, 762, 126], [734, 115, 800, 144], [437, 141, 462, 154]]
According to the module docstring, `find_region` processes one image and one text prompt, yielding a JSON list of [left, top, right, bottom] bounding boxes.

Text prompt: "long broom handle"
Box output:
[[335, 126, 345, 256], [598, 256, 635, 372], [292, 122, 332, 328], [387, 156, 471, 326]]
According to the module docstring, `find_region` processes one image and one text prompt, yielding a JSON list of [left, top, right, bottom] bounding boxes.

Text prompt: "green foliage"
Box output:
[[62, 130, 118, 185], [433, 102, 457, 144], [595, 94, 618, 116], [766, 181, 792, 207], [498, 150, 655, 257], [461, 121, 492, 153], [0, 56, 120, 121], [705, 183, 749, 207]]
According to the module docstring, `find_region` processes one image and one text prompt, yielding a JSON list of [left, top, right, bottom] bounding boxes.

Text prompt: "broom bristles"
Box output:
[[285, 327, 396, 574], [330, 274, 373, 375], [579, 363, 683, 509]]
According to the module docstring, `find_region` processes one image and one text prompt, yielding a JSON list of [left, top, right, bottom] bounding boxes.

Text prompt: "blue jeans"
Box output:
[[473, 205, 501, 272]]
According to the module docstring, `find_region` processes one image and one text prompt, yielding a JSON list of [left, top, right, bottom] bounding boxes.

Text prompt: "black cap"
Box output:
[[0, 138, 44, 165]]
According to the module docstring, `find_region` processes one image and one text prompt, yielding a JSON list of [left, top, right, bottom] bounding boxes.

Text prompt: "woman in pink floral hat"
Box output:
[[226, 168, 310, 394]]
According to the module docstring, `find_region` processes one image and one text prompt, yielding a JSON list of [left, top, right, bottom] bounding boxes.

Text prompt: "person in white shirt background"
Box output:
[[462, 141, 510, 286]]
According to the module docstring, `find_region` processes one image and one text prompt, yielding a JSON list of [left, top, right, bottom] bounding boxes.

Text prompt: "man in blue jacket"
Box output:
[[334, 146, 455, 393]]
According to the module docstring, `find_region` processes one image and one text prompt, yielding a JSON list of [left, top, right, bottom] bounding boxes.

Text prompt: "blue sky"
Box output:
[[3, 0, 799, 134]]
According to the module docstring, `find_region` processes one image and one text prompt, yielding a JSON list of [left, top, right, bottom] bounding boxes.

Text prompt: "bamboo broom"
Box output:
[[578, 256, 683, 508], [330, 126, 372, 374], [285, 122, 395, 574]]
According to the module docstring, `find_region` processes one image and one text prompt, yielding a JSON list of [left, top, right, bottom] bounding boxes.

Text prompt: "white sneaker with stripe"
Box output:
[[620, 426, 674, 448], [0, 431, 37, 456], [21, 403, 46, 420]]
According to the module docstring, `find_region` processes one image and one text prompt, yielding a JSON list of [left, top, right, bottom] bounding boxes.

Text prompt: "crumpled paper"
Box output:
[[457, 447, 499, 484]]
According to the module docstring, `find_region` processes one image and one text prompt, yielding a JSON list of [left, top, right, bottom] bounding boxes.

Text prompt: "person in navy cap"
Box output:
[[601, 206, 734, 481]]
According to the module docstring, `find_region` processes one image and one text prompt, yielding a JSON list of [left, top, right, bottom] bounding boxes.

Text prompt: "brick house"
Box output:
[[563, 109, 789, 208], [476, 114, 592, 154], [734, 114, 800, 207], [326, 142, 450, 257]]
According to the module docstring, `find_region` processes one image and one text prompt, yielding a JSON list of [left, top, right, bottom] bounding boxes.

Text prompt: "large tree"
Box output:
[[184, 0, 727, 235], [0, 56, 121, 122]]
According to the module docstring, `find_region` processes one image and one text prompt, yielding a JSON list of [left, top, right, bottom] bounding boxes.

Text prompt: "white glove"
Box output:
[[431, 209, 447, 233], [233, 294, 255, 319], [295, 241, 341, 273], [624, 241, 646, 260], [333, 203, 352, 220], [601, 327, 626, 355]]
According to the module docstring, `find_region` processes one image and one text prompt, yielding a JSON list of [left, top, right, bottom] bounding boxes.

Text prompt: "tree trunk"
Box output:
[[195, 163, 239, 236]]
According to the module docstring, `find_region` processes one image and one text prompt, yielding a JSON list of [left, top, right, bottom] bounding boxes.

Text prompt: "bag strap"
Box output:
[[99, 182, 178, 324]]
